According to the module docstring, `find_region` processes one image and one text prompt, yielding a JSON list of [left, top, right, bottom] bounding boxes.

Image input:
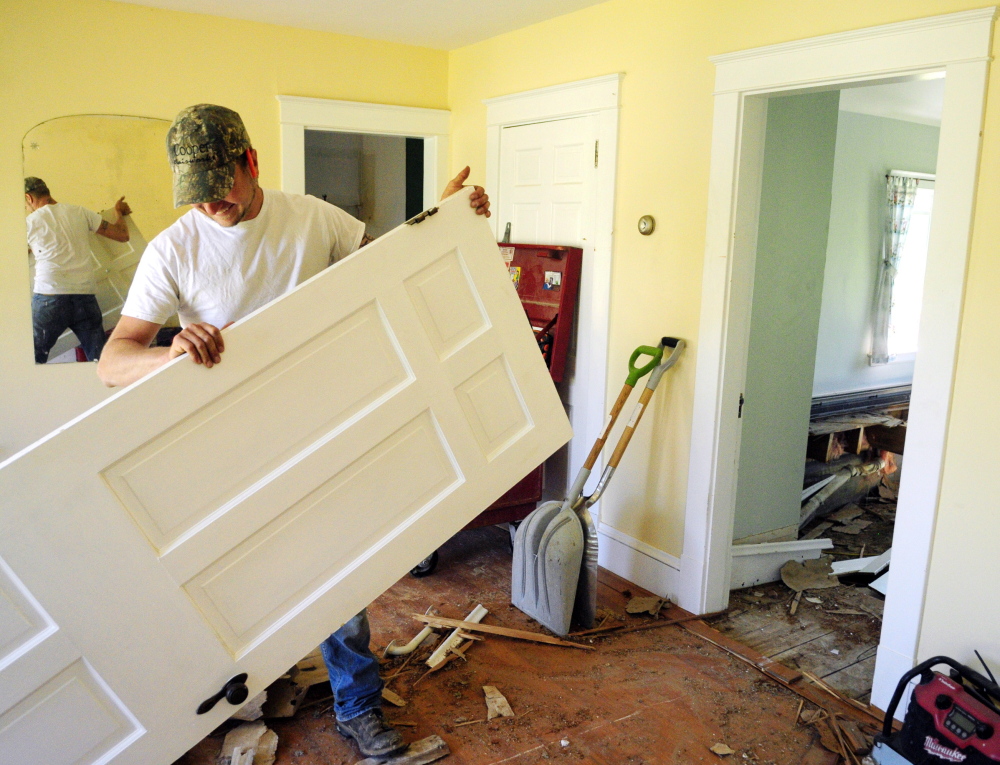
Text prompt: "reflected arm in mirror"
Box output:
[[98, 316, 226, 388], [96, 197, 132, 243]]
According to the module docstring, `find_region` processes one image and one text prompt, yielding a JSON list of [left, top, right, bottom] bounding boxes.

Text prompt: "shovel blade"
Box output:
[[511, 505, 584, 636]]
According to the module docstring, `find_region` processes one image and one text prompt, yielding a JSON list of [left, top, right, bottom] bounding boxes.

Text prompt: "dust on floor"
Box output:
[[175, 526, 839, 765], [713, 492, 895, 704]]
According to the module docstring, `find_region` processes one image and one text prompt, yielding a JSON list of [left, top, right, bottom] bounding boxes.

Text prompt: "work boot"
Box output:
[[336, 709, 406, 757]]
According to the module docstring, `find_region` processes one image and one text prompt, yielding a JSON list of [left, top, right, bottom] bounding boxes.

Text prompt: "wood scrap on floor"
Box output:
[[230, 691, 267, 722], [290, 647, 328, 687], [828, 505, 864, 523], [781, 557, 841, 592], [218, 722, 278, 765], [260, 678, 307, 718], [625, 595, 665, 616], [425, 604, 488, 669], [353, 734, 450, 765], [482, 685, 514, 719], [834, 520, 873, 535], [411, 614, 594, 650], [382, 688, 408, 707], [802, 522, 834, 540]]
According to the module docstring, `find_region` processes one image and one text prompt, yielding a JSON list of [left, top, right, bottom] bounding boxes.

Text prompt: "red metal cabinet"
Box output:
[[465, 243, 582, 530]]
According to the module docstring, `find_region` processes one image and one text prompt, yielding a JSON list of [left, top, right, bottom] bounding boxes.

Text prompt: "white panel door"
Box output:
[[497, 116, 599, 494], [0, 189, 570, 765]]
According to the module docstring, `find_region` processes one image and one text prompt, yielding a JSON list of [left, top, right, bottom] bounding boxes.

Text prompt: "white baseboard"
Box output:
[[597, 523, 681, 601], [729, 538, 833, 590], [872, 643, 917, 719]]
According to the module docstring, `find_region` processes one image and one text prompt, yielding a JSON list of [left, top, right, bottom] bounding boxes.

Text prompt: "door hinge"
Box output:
[[738, 393, 745, 419], [406, 206, 439, 225], [594, 140, 599, 168]]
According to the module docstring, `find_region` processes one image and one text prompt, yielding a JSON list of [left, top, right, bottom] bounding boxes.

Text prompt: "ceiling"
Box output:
[[112, 0, 609, 50], [838, 77, 945, 127]]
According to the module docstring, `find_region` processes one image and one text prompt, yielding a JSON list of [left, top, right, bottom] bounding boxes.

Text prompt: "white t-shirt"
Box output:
[[123, 189, 365, 328], [27, 203, 104, 295]]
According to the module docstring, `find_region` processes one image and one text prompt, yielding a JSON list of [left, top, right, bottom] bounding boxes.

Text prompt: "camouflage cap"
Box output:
[[24, 177, 48, 195], [166, 104, 251, 207]]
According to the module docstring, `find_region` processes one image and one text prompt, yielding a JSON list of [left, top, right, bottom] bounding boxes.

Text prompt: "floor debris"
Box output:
[[218, 722, 278, 765], [482, 686, 514, 719], [231, 691, 267, 722], [174, 526, 869, 765], [353, 734, 450, 765], [710, 743, 735, 756], [425, 604, 488, 669], [828, 505, 865, 523], [625, 595, 665, 616], [261, 679, 307, 719], [382, 688, 408, 707], [833, 520, 873, 535], [412, 614, 594, 650], [780, 557, 841, 592]]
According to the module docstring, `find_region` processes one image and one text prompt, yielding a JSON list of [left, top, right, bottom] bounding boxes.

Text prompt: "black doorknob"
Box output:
[[197, 673, 249, 715]]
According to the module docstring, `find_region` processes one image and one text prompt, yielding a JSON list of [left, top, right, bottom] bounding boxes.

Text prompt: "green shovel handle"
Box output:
[[626, 345, 663, 387]]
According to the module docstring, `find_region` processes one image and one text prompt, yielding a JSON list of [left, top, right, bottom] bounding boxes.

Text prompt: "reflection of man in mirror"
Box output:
[[98, 104, 489, 758], [25, 177, 132, 363]]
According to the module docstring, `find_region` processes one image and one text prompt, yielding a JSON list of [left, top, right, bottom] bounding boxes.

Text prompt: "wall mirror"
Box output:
[[23, 115, 182, 364]]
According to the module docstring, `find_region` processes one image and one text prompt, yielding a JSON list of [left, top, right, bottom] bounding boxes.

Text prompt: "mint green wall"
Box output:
[[734, 91, 840, 541], [813, 111, 940, 396]]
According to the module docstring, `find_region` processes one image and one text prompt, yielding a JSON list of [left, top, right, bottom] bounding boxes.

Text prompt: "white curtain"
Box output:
[[870, 174, 918, 365]]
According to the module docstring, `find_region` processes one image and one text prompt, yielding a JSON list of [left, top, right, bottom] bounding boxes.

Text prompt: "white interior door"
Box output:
[[0, 189, 571, 765], [497, 115, 599, 499]]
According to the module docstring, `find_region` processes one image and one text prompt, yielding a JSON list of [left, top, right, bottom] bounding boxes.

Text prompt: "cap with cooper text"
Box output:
[[167, 104, 251, 207]]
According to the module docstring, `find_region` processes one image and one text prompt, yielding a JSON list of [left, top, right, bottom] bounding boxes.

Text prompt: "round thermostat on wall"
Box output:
[[638, 215, 655, 235]]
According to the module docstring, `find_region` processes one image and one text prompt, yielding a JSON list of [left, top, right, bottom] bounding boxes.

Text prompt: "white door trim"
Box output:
[[678, 8, 995, 713], [276, 95, 450, 209], [484, 74, 621, 513]]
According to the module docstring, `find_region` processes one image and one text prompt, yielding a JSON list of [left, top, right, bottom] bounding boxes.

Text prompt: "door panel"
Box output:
[[497, 116, 598, 494], [0, 189, 570, 764]]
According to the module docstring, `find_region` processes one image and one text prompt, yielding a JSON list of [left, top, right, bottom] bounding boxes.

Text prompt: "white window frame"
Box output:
[[884, 172, 936, 363]]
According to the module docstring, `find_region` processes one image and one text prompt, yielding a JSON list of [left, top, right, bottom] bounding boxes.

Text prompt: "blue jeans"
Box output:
[[321, 609, 383, 721], [32, 293, 106, 363]]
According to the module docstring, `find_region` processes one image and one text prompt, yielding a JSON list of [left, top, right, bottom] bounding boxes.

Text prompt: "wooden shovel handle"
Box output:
[[583, 383, 633, 470], [607, 387, 655, 469]]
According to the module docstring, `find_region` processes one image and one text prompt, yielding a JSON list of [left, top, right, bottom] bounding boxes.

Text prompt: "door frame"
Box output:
[[484, 73, 621, 503], [677, 8, 994, 712], [276, 95, 449, 209]]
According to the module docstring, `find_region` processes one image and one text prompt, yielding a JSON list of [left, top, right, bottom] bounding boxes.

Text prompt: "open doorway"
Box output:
[[712, 76, 942, 705], [679, 9, 992, 714], [303, 130, 425, 238]]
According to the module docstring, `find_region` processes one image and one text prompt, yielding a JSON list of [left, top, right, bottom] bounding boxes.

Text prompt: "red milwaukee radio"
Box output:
[[874, 656, 1000, 765]]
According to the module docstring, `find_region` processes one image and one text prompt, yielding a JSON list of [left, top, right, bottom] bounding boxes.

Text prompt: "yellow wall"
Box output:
[[3, 0, 996, 668], [0, 0, 447, 460], [448, 0, 999, 663]]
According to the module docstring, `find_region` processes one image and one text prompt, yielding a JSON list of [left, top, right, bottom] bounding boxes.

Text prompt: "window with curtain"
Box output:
[[870, 172, 935, 365]]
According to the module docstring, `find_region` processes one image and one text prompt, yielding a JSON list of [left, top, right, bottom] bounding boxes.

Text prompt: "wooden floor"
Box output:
[[175, 526, 854, 765], [712, 494, 895, 704]]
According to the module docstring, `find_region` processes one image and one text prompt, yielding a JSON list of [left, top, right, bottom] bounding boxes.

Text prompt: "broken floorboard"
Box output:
[[174, 526, 846, 765]]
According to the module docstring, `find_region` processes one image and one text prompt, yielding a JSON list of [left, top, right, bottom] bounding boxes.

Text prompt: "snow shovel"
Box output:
[[512, 338, 684, 636]]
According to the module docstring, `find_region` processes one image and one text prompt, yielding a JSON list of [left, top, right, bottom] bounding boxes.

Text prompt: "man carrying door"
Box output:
[[97, 104, 489, 757], [25, 177, 131, 363]]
